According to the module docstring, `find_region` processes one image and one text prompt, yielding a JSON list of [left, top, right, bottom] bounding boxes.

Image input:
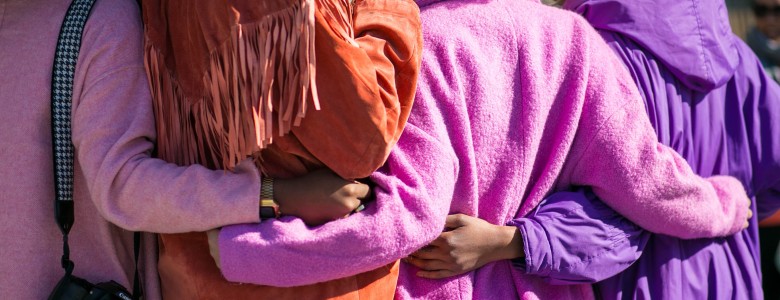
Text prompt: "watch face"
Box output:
[[260, 207, 277, 220]]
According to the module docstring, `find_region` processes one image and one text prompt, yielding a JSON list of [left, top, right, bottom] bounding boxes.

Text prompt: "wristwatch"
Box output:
[[259, 177, 280, 220]]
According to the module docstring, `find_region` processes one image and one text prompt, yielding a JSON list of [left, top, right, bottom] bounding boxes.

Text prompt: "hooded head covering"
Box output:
[[563, 0, 739, 91]]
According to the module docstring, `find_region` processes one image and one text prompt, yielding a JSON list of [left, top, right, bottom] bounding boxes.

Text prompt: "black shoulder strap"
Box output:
[[52, 1, 143, 299]]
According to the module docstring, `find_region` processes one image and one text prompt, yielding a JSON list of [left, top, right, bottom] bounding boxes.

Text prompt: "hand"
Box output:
[[404, 214, 523, 279], [207, 229, 221, 270], [744, 198, 753, 229], [274, 169, 370, 226]]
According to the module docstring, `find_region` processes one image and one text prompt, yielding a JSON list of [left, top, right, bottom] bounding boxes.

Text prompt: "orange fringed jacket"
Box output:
[[141, 0, 421, 298]]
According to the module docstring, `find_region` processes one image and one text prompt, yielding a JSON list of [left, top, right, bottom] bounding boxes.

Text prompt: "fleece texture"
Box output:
[[217, 0, 750, 298]]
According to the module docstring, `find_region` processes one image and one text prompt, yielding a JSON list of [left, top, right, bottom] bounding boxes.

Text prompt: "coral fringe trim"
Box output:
[[319, 0, 356, 46], [146, 0, 355, 169]]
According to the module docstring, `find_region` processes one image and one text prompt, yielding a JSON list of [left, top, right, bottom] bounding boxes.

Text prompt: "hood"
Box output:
[[563, 0, 738, 91]]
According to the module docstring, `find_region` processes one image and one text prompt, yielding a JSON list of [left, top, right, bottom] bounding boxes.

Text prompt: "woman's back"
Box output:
[[558, 0, 780, 297], [404, 1, 599, 297], [565, 0, 780, 299], [597, 33, 768, 299], [401, 0, 750, 298], [415, 0, 617, 224]]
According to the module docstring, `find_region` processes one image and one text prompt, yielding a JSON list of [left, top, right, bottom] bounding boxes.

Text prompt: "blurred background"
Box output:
[[704, 1, 780, 298], [729, 2, 780, 299], [729, 0, 757, 38]]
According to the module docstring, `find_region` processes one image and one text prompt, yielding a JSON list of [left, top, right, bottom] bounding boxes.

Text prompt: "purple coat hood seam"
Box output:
[[563, 0, 739, 91]]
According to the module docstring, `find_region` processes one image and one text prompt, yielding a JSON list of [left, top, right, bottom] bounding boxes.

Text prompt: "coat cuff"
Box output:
[[508, 218, 551, 277]]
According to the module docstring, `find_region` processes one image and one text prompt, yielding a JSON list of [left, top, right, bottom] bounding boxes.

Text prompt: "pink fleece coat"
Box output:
[[217, 1, 749, 299]]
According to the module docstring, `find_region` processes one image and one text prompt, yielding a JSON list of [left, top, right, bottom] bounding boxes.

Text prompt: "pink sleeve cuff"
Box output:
[[707, 175, 751, 236]]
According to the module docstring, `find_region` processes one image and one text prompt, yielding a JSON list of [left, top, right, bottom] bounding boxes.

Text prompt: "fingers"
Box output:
[[417, 270, 458, 279], [337, 185, 364, 212], [429, 232, 451, 248], [743, 208, 754, 229], [411, 245, 448, 260], [206, 229, 222, 269], [348, 182, 371, 200], [404, 256, 449, 271], [206, 229, 220, 250], [348, 196, 363, 212], [445, 214, 468, 229], [341, 182, 368, 215]]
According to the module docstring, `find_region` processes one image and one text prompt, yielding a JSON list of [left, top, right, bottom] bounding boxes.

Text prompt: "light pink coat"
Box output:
[[0, 1, 261, 299]]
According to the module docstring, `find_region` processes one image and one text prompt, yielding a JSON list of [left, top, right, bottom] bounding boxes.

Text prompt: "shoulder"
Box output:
[[82, 0, 143, 48], [89, 0, 141, 26], [734, 36, 772, 76], [508, 1, 596, 39], [732, 36, 780, 98], [79, 0, 144, 67], [73, 0, 146, 102], [419, 0, 595, 47], [497, 0, 606, 69]]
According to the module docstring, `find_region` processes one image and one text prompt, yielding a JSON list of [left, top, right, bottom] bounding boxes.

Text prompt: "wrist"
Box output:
[[493, 225, 524, 261], [272, 178, 294, 216], [259, 177, 280, 220]]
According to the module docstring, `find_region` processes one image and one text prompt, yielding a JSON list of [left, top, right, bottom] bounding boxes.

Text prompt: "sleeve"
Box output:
[[217, 119, 457, 287], [561, 27, 750, 239], [736, 40, 780, 221], [508, 188, 649, 284], [292, 0, 422, 179], [70, 0, 261, 233]]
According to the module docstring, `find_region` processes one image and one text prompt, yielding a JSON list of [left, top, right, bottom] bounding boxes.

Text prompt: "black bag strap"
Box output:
[[52, 1, 143, 298]]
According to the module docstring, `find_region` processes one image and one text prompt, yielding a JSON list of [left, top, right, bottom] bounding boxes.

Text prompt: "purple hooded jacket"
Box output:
[[512, 0, 780, 299]]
